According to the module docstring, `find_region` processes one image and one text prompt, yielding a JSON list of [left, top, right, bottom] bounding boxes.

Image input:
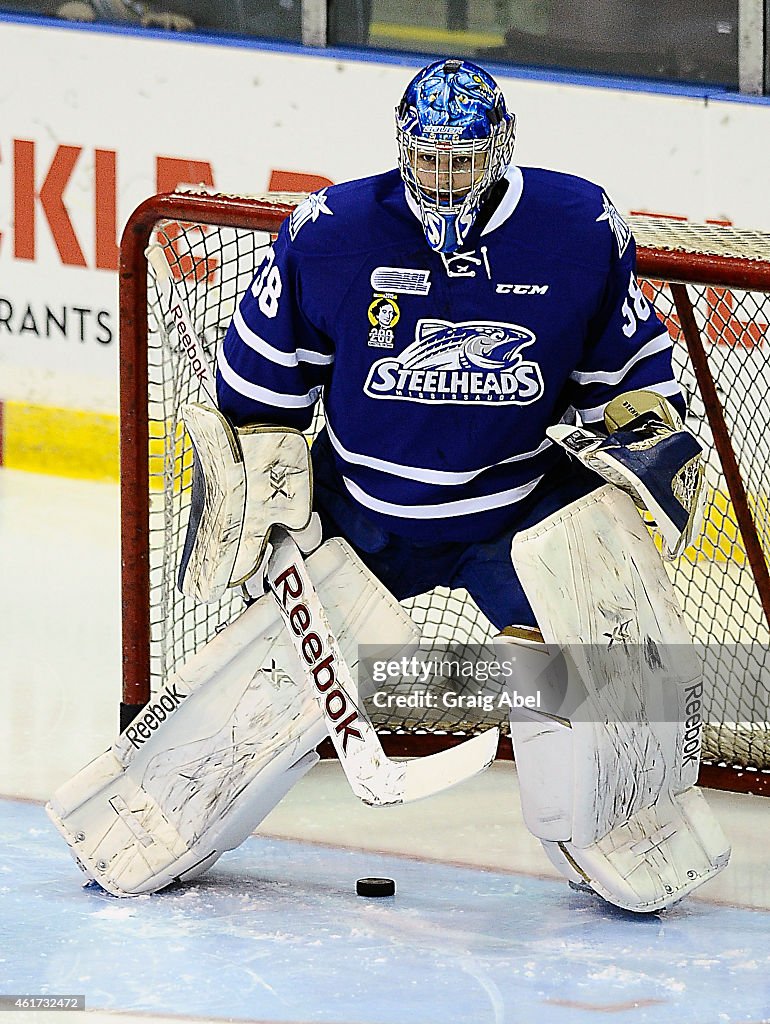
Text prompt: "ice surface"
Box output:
[[3, 799, 770, 1024]]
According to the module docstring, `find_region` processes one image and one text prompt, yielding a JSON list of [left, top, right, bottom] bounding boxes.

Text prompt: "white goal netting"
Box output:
[[125, 195, 770, 777]]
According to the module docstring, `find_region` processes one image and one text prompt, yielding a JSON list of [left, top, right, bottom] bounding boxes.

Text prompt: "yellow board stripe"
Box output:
[[699, 488, 743, 564], [3, 401, 119, 482], [0, 401, 192, 489], [368, 21, 505, 49], [149, 417, 193, 493]]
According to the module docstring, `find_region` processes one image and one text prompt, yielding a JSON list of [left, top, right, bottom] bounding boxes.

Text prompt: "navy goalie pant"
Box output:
[[311, 430, 601, 631]]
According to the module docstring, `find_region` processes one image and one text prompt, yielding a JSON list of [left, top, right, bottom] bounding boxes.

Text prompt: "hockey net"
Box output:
[[120, 191, 770, 794]]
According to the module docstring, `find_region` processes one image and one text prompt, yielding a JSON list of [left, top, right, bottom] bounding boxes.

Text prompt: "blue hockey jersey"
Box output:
[[217, 165, 683, 543]]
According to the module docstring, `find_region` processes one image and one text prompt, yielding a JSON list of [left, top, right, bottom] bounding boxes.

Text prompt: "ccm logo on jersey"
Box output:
[[496, 284, 549, 295], [271, 563, 364, 751]]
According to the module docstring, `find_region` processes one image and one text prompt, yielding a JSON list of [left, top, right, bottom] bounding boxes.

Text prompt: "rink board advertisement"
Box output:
[[0, 16, 768, 473]]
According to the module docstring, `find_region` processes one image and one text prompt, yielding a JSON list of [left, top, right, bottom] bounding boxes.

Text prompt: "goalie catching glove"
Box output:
[[178, 404, 320, 603], [547, 390, 705, 558]]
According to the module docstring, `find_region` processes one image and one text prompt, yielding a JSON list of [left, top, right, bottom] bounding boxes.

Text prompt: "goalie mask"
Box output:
[[396, 59, 516, 254]]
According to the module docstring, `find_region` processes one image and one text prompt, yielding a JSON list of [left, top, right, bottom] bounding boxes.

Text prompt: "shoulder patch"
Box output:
[[596, 193, 631, 258], [370, 267, 431, 295], [289, 189, 333, 241]]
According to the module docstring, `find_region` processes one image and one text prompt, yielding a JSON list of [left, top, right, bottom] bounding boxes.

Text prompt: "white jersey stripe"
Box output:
[[326, 417, 552, 485], [217, 347, 322, 408], [481, 165, 525, 236], [234, 308, 334, 367], [569, 331, 672, 385], [577, 379, 682, 423], [342, 473, 544, 519]]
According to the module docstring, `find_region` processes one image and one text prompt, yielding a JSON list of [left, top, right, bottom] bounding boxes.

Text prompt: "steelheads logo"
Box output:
[[363, 319, 544, 406]]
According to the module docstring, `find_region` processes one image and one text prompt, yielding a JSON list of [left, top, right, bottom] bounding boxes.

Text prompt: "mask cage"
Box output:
[[396, 110, 516, 251]]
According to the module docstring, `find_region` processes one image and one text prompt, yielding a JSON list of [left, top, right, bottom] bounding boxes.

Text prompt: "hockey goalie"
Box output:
[[47, 57, 729, 912]]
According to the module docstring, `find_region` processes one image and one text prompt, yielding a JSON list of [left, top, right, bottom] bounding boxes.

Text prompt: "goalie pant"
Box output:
[[309, 426, 602, 632]]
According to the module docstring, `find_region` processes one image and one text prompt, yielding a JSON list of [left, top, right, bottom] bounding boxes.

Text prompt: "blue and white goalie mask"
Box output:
[[396, 59, 516, 254]]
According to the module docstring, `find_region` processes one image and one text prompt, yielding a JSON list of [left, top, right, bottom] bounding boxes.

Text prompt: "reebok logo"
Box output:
[[124, 683, 188, 749], [271, 563, 364, 752], [681, 681, 703, 768], [171, 303, 212, 389]]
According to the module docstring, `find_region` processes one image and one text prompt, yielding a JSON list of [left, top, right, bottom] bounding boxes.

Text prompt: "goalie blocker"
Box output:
[[504, 484, 730, 913]]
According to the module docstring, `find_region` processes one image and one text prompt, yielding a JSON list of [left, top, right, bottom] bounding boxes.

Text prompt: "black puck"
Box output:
[[356, 876, 396, 897]]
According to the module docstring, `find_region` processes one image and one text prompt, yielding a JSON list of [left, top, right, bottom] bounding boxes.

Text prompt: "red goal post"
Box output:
[[119, 191, 770, 796]]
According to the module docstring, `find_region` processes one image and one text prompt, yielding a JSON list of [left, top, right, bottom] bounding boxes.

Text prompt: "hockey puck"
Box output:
[[356, 876, 396, 897]]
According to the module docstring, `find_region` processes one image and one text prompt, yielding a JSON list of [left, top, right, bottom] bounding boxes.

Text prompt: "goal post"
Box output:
[[119, 191, 295, 722], [118, 191, 770, 796]]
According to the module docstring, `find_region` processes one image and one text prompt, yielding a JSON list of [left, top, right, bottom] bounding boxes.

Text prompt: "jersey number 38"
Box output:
[[251, 248, 283, 319]]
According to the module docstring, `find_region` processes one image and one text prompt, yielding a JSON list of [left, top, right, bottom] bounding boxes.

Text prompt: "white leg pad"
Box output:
[[561, 787, 731, 913], [506, 642, 731, 912], [47, 538, 417, 896], [505, 485, 731, 911]]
